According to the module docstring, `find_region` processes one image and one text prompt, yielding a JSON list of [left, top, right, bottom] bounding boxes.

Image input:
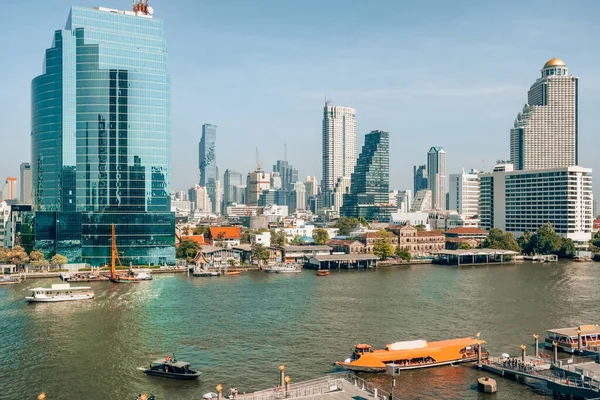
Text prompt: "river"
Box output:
[[1, 261, 599, 400]]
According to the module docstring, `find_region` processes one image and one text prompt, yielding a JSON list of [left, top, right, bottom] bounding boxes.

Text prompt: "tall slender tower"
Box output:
[[199, 123, 218, 213], [510, 58, 578, 170], [322, 101, 356, 206], [31, 3, 174, 265], [427, 147, 446, 210]]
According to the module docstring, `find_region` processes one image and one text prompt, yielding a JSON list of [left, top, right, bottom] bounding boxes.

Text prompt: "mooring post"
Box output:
[[553, 341, 558, 364], [217, 384, 223, 400], [533, 334, 539, 359], [279, 364, 285, 387], [477, 343, 482, 366], [577, 328, 582, 354], [285, 376, 291, 398], [521, 344, 526, 362]]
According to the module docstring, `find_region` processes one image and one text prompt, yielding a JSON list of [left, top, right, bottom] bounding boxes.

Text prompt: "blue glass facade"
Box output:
[[32, 6, 174, 266]]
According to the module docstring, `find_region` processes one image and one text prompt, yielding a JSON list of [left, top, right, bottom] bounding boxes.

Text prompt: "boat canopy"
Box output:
[[387, 340, 428, 351], [29, 285, 92, 291], [356, 344, 372, 350], [152, 359, 190, 368]]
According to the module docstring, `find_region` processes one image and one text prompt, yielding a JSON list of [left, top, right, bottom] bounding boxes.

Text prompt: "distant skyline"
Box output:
[[1, 0, 600, 197]]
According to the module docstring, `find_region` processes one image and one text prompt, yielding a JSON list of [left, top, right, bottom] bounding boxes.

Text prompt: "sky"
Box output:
[[1, 0, 599, 198]]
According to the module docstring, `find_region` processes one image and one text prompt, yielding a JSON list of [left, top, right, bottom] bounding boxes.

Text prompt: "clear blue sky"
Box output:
[[1, 0, 599, 197]]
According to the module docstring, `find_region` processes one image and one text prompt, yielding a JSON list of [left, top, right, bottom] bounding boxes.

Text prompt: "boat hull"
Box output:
[[336, 356, 479, 373], [26, 294, 95, 303], [144, 370, 201, 380]]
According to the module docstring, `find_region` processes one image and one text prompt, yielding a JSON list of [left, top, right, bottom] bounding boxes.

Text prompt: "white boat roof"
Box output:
[[546, 325, 600, 337], [29, 284, 92, 291]]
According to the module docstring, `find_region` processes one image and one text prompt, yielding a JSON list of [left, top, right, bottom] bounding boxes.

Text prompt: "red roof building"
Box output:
[[207, 227, 242, 247]]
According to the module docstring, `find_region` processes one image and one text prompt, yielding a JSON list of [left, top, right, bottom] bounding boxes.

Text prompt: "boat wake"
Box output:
[[136, 367, 147, 371]]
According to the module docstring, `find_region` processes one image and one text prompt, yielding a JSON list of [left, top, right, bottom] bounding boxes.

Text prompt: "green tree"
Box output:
[[459, 242, 471, 250], [240, 230, 252, 244], [290, 235, 303, 245], [7, 246, 29, 267], [29, 250, 45, 262], [558, 238, 576, 258], [482, 228, 520, 252], [176, 239, 200, 262], [270, 230, 286, 247], [334, 217, 361, 236], [30, 258, 50, 270], [312, 228, 329, 245], [529, 223, 562, 255], [395, 248, 411, 261], [517, 230, 533, 254], [0, 247, 9, 263], [415, 224, 426, 232], [193, 225, 208, 236], [591, 231, 600, 251], [373, 239, 394, 260], [51, 254, 69, 269], [358, 217, 370, 228], [251, 243, 270, 268]]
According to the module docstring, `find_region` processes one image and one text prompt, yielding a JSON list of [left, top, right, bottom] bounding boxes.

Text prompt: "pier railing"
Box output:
[[343, 372, 392, 400], [237, 373, 348, 400]]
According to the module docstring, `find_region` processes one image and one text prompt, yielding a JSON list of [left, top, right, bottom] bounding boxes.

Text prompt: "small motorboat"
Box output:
[[316, 270, 330, 277], [264, 264, 301, 273], [224, 270, 242, 276], [203, 393, 218, 400], [144, 356, 201, 380], [193, 269, 221, 277], [0, 275, 21, 285]]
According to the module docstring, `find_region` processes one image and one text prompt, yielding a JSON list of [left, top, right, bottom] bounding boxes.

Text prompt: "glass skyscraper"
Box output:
[[341, 130, 395, 221], [31, 5, 175, 266], [199, 124, 218, 213]]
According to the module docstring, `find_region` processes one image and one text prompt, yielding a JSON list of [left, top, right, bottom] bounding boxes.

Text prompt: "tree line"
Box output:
[[0, 246, 68, 270], [482, 223, 576, 258]]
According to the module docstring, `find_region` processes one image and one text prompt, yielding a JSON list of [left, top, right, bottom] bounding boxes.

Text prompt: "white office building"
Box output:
[[449, 169, 480, 217], [332, 176, 351, 214], [510, 58, 578, 170], [427, 147, 446, 210], [322, 101, 356, 205], [480, 164, 593, 242]]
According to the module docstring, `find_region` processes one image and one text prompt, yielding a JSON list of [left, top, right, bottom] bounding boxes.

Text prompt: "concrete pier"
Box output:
[[237, 373, 387, 400]]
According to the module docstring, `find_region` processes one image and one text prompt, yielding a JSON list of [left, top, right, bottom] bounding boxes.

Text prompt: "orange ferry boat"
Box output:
[[336, 337, 486, 373]]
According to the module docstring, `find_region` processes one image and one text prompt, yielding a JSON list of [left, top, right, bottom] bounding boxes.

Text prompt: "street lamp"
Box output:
[[386, 363, 400, 400]]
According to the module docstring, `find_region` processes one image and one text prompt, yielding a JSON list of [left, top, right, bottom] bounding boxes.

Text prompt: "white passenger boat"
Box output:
[[25, 283, 95, 303], [264, 264, 301, 273], [545, 324, 600, 353]]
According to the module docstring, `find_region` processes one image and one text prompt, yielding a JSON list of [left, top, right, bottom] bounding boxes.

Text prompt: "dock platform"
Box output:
[[481, 356, 600, 398], [237, 373, 385, 400]]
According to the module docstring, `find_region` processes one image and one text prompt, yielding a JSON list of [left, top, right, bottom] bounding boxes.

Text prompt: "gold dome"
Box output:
[[544, 58, 566, 68]]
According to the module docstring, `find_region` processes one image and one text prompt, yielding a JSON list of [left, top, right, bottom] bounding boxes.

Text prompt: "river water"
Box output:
[[1, 261, 599, 400]]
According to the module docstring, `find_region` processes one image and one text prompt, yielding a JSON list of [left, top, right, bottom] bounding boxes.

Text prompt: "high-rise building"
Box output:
[[199, 124, 218, 213], [449, 169, 480, 217], [304, 176, 319, 197], [413, 165, 428, 194], [20, 163, 32, 204], [332, 176, 351, 214], [322, 101, 356, 206], [288, 181, 306, 213], [480, 164, 592, 241], [273, 160, 298, 192], [246, 170, 270, 206], [188, 185, 211, 212], [341, 130, 395, 221], [224, 169, 243, 211], [396, 190, 413, 213], [510, 58, 578, 170], [31, 4, 174, 265], [427, 147, 446, 210]]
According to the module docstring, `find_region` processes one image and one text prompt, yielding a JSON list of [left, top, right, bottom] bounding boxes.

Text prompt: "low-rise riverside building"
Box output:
[[327, 239, 365, 254], [207, 227, 242, 247], [356, 232, 399, 253], [282, 245, 332, 263], [307, 254, 379, 270], [390, 224, 445, 257], [194, 246, 241, 267], [444, 227, 489, 249]]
